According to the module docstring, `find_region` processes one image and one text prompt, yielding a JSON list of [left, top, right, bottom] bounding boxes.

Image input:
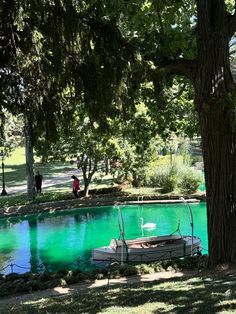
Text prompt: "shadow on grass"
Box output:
[[3, 162, 76, 188], [4, 164, 27, 186], [2, 271, 236, 313]]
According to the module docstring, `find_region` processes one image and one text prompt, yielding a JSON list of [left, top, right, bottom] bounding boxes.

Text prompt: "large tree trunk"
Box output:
[[199, 103, 236, 265], [104, 156, 110, 175], [24, 115, 36, 200], [135, 0, 236, 266], [195, 0, 236, 265], [81, 156, 97, 197]]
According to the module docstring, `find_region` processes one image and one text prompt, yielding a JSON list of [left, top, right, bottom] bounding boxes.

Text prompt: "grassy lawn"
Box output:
[[0, 147, 204, 210], [4, 147, 76, 187], [0, 147, 82, 207], [1, 271, 236, 313], [5, 147, 26, 165], [0, 147, 154, 208]]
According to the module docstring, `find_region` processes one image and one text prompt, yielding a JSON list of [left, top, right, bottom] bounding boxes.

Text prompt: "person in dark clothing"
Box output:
[[35, 171, 43, 193], [71, 175, 80, 198]]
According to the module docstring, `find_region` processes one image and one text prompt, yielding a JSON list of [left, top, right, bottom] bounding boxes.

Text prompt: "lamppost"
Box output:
[[0, 150, 7, 196]]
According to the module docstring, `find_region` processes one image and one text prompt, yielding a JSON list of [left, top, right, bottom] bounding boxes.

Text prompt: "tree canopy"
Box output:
[[1, 0, 236, 265]]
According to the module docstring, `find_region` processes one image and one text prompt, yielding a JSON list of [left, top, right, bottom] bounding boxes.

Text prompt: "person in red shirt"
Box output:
[[71, 175, 80, 198]]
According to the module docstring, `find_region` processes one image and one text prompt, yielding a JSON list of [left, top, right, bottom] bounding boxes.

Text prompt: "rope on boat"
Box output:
[[169, 220, 183, 238]]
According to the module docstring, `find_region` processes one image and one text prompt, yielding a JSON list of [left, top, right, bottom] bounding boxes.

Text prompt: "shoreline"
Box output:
[[0, 193, 206, 219]]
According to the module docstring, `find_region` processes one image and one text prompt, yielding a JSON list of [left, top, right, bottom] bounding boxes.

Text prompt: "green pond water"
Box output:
[[0, 203, 207, 274]]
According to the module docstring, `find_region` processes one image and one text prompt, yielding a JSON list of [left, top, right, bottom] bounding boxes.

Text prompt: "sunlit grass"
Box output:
[[1, 272, 235, 313], [4, 147, 25, 165]]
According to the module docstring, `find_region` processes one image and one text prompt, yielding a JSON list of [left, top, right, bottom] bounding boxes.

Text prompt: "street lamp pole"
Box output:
[[0, 150, 7, 196]]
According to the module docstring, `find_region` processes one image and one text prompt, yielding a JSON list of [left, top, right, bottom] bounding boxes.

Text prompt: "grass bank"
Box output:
[[1, 267, 235, 313]]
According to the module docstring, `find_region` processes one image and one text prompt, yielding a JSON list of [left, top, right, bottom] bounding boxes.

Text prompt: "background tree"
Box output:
[[74, 0, 236, 266], [1, 0, 236, 265], [0, 110, 24, 155]]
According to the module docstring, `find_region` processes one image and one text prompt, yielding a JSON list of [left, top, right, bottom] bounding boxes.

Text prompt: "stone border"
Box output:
[[0, 193, 206, 219]]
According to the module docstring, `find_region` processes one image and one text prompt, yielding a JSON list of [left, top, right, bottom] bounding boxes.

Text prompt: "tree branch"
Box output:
[[166, 82, 188, 105], [147, 58, 196, 82]]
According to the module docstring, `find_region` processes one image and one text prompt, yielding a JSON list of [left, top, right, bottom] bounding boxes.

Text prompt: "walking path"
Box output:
[[5, 169, 78, 194], [0, 270, 198, 307]]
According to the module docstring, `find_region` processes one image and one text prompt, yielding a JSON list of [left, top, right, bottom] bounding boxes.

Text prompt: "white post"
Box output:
[[118, 206, 125, 265], [180, 197, 194, 255]]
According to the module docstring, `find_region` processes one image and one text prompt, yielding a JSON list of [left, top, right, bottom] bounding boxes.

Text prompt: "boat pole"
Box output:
[[118, 206, 125, 265], [180, 197, 194, 256]]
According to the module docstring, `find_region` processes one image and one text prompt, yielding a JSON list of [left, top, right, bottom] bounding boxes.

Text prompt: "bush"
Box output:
[[148, 165, 177, 193], [89, 186, 122, 195], [178, 170, 202, 194], [160, 175, 177, 193], [119, 264, 138, 276], [144, 155, 204, 194]]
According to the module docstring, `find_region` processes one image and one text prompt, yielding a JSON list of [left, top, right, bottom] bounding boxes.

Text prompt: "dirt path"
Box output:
[[0, 270, 198, 307], [5, 168, 79, 194]]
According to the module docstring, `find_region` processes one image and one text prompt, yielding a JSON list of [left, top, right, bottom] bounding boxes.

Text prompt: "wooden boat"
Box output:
[[92, 234, 202, 263], [93, 198, 202, 264]]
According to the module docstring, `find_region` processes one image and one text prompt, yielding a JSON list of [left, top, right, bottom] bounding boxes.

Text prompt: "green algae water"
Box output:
[[0, 203, 207, 274]]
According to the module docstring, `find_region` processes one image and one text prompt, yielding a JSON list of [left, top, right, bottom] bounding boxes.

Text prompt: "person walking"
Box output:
[[35, 171, 43, 193], [71, 175, 80, 198]]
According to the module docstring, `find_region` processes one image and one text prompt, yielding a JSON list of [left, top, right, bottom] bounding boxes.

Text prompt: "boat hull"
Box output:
[[92, 235, 202, 263]]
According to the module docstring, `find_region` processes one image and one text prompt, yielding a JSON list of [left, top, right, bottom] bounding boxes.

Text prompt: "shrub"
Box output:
[[160, 175, 177, 193], [178, 170, 202, 194], [145, 156, 203, 194], [89, 186, 121, 195], [119, 264, 138, 276], [136, 264, 155, 274], [148, 165, 177, 193]]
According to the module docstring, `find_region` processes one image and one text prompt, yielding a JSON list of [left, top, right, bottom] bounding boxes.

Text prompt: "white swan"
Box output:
[[140, 217, 156, 230]]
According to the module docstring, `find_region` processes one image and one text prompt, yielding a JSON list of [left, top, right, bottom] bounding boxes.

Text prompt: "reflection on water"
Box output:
[[29, 220, 40, 273], [0, 203, 207, 274]]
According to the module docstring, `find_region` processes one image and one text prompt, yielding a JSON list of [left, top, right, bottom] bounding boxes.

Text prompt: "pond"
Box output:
[[0, 202, 207, 275]]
